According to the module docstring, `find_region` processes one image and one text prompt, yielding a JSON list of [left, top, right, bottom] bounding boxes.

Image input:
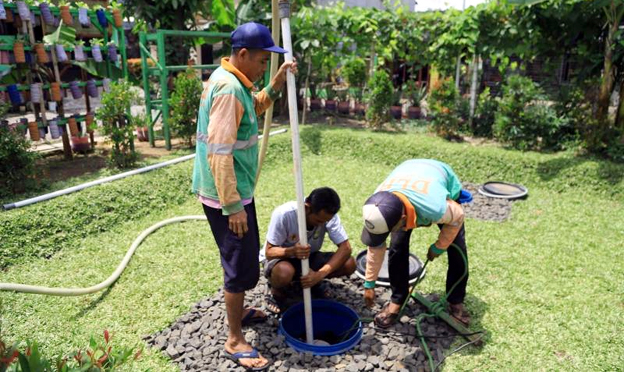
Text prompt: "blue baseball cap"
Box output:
[[231, 22, 288, 54]]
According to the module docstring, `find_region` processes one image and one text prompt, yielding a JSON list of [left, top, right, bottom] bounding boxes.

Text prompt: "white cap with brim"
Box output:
[[361, 191, 404, 247]]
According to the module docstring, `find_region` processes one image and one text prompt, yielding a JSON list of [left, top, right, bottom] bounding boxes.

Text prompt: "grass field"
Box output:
[[1, 126, 623, 371]]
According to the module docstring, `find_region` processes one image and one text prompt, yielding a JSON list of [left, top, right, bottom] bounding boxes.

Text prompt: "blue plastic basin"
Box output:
[[279, 299, 362, 356]]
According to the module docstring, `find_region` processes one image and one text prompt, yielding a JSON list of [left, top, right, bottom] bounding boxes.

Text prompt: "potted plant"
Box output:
[[324, 85, 337, 112], [30, 82, 42, 103], [390, 88, 403, 120], [7, 84, 22, 105], [55, 43, 68, 63], [58, 0, 73, 25], [110, 0, 123, 28], [86, 79, 98, 98], [48, 119, 60, 139], [0, 1, 6, 21], [76, 1, 91, 27], [50, 82, 62, 102], [39, 0, 54, 25], [107, 41, 118, 62], [67, 115, 79, 136], [405, 80, 427, 119], [71, 132, 90, 153], [15, 0, 30, 19], [33, 43, 49, 63], [69, 80, 83, 99], [74, 40, 86, 61], [13, 36, 26, 64], [336, 86, 350, 115], [28, 121, 39, 141], [90, 38, 103, 62], [94, 5, 108, 28]]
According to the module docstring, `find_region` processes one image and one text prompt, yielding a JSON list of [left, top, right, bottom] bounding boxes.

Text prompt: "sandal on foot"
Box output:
[[374, 304, 400, 329], [223, 348, 271, 371], [449, 303, 471, 326], [265, 294, 288, 315], [242, 308, 267, 327]]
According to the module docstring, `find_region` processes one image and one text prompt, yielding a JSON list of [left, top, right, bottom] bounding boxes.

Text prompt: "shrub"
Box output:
[[473, 88, 497, 138], [0, 330, 140, 371], [365, 69, 394, 129], [170, 68, 203, 147], [428, 78, 461, 139], [97, 80, 139, 168], [494, 75, 566, 151], [0, 103, 39, 197], [341, 57, 367, 100]]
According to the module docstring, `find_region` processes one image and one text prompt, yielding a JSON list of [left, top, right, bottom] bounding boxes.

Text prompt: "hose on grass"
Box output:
[[0, 216, 207, 296]]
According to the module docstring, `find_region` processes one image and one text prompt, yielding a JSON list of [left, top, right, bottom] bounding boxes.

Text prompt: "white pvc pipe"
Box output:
[[280, 1, 314, 345], [2, 129, 288, 211], [0, 215, 207, 295]]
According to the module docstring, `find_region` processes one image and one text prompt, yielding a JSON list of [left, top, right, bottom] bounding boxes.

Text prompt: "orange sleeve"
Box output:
[[253, 84, 280, 116], [433, 200, 465, 250], [207, 93, 245, 214], [365, 245, 387, 282]]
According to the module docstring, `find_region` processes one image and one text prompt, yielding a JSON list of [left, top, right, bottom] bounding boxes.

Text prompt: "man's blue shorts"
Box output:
[[203, 200, 260, 293]]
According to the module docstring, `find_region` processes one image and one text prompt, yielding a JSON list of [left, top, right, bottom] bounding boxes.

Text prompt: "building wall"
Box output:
[[317, 0, 414, 11]]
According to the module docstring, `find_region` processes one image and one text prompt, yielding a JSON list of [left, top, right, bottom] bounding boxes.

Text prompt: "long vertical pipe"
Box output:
[[279, 0, 314, 345], [256, 0, 281, 184]]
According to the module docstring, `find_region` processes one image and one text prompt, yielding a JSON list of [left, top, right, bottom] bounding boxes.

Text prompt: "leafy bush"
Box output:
[[97, 80, 139, 169], [0, 330, 140, 371], [494, 75, 566, 151], [365, 69, 394, 129], [404, 80, 427, 108], [0, 103, 39, 197], [473, 88, 498, 138], [0, 162, 192, 269], [428, 78, 461, 139], [170, 68, 203, 147], [341, 57, 367, 100]]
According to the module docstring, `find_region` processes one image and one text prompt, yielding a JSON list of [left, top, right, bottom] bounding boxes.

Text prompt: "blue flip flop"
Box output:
[[223, 348, 271, 371], [241, 308, 267, 327]]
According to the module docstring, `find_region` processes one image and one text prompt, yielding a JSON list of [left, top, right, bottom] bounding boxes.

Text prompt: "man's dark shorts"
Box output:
[[203, 201, 260, 293], [263, 251, 334, 279]]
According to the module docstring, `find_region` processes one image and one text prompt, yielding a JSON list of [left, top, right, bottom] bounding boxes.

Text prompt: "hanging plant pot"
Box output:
[[0, 1, 6, 21], [96, 9, 108, 28], [50, 82, 62, 102], [28, 122, 40, 141], [337, 101, 350, 115], [68, 117, 79, 137], [13, 41, 26, 64], [86, 79, 98, 98], [112, 8, 123, 28], [390, 105, 402, 120], [69, 81, 83, 99], [34, 43, 49, 63], [78, 7, 90, 27], [74, 44, 86, 61], [39, 2, 54, 25], [71, 135, 90, 153], [15, 1, 29, 19], [91, 45, 103, 62], [30, 83, 42, 103], [49, 120, 60, 139], [7, 84, 22, 105], [55, 44, 68, 62], [407, 106, 422, 119], [85, 112, 95, 133], [107, 44, 118, 62], [59, 5, 72, 25], [102, 78, 111, 92]]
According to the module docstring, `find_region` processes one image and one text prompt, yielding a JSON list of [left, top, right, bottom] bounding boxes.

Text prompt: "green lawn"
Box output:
[[1, 127, 623, 371]]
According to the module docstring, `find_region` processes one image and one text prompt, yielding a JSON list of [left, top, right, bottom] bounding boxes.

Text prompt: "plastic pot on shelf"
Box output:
[[95, 9, 108, 28], [34, 43, 49, 63], [78, 7, 90, 27], [7, 84, 22, 105], [85, 112, 95, 133], [91, 45, 103, 62], [68, 117, 79, 137], [15, 1, 29, 19], [55, 44, 68, 62], [102, 78, 111, 92], [74, 44, 86, 61], [0, 1, 6, 20], [13, 41, 26, 64], [30, 83, 42, 103], [59, 5, 72, 25], [39, 2, 54, 25], [49, 120, 60, 139], [86, 79, 98, 98], [112, 8, 123, 28], [28, 122, 40, 141], [69, 81, 83, 99], [108, 45, 118, 62], [50, 82, 62, 102]]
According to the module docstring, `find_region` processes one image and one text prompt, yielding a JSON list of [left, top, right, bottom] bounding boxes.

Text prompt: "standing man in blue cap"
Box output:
[[192, 22, 296, 371], [360, 159, 470, 329]]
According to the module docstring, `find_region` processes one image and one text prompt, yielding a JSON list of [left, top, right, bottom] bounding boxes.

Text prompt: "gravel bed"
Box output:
[[145, 183, 512, 371]]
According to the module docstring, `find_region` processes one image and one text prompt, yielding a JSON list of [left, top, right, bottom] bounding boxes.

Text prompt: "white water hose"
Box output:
[[280, 0, 314, 345], [0, 130, 288, 295]]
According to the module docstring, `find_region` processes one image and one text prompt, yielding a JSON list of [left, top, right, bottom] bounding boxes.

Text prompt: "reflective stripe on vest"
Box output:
[[197, 132, 258, 154]]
